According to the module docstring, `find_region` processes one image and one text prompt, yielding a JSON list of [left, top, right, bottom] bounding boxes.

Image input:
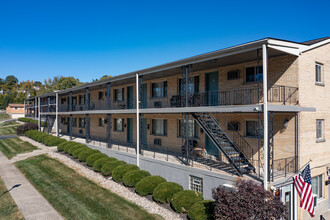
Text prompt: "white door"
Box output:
[[281, 184, 294, 220]]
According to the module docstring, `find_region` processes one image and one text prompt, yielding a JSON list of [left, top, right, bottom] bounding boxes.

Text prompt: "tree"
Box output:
[[212, 180, 287, 220], [56, 76, 81, 90], [100, 75, 112, 80], [33, 81, 42, 87]]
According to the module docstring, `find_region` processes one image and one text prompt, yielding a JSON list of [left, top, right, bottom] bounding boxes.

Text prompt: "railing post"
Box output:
[[85, 87, 89, 110], [69, 91, 72, 112], [283, 86, 286, 105], [106, 82, 111, 110]]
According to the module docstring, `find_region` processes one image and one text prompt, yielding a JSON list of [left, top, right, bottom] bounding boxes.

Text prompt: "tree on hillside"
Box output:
[[5, 75, 19, 90], [100, 75, 112, 80], [57, 76, 81, 90], [212, 180, 287, 219]]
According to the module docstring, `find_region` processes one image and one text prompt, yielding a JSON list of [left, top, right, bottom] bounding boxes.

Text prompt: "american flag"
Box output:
[[292, 163, 315, 217]]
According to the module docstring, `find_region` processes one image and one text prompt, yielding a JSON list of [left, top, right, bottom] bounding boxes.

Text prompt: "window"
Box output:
[[312, 175, 323, 199], [79, 95, 85, 105], [178, 119, 199, 138], [61, 117, 67, 124], [227, 70, 240, 80], [152, 119, 167, 136], [228, 122, 240, 131], [179, 76, 200, 94], [114, 118, 124, 132], [72, 96, 77, 105], [246, 120, 263, 137], [72, 118, 77, 127], [14, 107, 18, 110], [98, 91, 104, 100], [98, 118, 104, 127], [79, 118, 85, 128], [114, 88, 124, 101], [245, 66, 263, 83], [190, 175, 203, 193], [152, 81, 167, 98], [315, 63, 323, 84], [61, 97, 66, 104], [316, 119, 324, 140]]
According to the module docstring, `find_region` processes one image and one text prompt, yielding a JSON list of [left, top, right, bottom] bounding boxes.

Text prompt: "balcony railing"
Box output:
[[57, 85, 298, 112], [271, 156, 297, 180]]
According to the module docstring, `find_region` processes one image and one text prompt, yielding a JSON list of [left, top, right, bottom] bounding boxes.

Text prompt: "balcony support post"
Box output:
[[24, 100, 26, 117], [38, 97, 41, 131], [48, 96, 51, 113], [35, 97, 37, 119], [56, 92, 59, 137], [106, 83, 111, 109], [69, 91, 72, 112], [69, 115, 72, 140], [295, 112, 299, 172], [107, 114, 111, 148], [263, 44, 269, 189], [85, 87, 89, 110], [136, 73, 140, 167], [86, 114, 90, 143]]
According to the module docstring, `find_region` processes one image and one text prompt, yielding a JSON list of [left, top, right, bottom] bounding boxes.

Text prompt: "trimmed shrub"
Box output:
[[57, 141, 70, 151], [187, 200, 215, 220], [112, 164, 140, 182], [101, 160, 127, 176], [16, 123, 38, 135], [135, 176, 166, 196], [63, 142, 80, 154], [43, 136, 66, 146], [78, 149, 99, 162], [86, 153, 107, 167], [68, 144, 85, 155], [93, 157, 117, 172], [170, 190, 204, 213], [122, 170, 151, 187], [153, 182, 184, 204], [36, 133, 50, 142], [18, 117, 33, 123], [72, 147, 88, 159]]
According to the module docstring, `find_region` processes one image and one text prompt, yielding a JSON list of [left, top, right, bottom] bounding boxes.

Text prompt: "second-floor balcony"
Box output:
[[58, 84, 298, 112]]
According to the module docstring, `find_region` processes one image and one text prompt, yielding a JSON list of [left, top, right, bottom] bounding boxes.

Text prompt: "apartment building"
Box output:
[[25, 37, 330, 220], [6, 103, 25, 119]]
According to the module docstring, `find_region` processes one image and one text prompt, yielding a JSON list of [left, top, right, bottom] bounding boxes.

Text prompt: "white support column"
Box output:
[[34, 97, 37, 119], [55, 93, 59, 136], [136, 73, 140, 167], [38, 97, 41, 131], [24, 100, 26, 117], [263, 44, 269, 190]]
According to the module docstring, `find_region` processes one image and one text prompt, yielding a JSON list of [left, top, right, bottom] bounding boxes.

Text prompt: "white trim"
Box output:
[[263, 44, 269, 190], [300, 39, 330, 53]]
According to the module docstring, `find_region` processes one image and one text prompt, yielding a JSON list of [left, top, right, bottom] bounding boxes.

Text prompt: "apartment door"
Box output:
[[280, 184, 294, 220], [127, 118, 133, 143], [142, 118, 147, 145], [205, 136, 219, 157], [205, 71, 218, 106], [127, 86, 133, 109], [142, 84, 147, 108]]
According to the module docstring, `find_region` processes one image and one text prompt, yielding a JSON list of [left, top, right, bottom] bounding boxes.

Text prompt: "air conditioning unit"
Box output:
[[313, 194, 317, 207], [154, 138, 161, 145], [154, 101, 162, 108]]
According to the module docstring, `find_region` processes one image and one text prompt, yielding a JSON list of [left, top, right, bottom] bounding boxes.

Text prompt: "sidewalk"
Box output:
[[0, 151, 63, 220]]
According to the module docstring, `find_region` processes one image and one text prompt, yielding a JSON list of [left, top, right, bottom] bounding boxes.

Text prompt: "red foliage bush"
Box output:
[[212, 180, 287, 220]]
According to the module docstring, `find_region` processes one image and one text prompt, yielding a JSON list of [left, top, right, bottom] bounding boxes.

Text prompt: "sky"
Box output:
[[0, 0, 329, 83]]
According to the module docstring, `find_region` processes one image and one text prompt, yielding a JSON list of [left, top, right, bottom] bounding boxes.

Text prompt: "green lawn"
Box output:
[[0, 176, 24, 220], [0, 124, 19, 136], [0, 121, 20, 127], [0, 113, 10, 120], [15, 155, 160, 220], [0, 138, 38, 159]]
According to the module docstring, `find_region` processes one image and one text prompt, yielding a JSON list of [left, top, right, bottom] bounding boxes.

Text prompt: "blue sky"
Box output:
[[0, 0, 329, 83]]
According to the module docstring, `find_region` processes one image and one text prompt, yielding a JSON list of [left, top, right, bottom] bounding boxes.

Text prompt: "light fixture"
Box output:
[[284, 119, 289, 129]]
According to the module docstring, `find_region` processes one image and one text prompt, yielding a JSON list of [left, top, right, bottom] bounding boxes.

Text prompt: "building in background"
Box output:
[[6, 103, 25, 119], [25, 37, 330, 220]]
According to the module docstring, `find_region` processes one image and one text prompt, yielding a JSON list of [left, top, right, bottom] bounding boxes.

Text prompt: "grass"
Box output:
[[0, 123, 19, 136], [0, 138, 38, 159], [0, 113, 10, 120], [0, 176, 24, 220], [15, 155, 161, 220], [0, 121, 20, 127]]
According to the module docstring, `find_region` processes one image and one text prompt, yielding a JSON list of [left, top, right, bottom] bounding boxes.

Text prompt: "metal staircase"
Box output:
[[191, 112, 255, 176]]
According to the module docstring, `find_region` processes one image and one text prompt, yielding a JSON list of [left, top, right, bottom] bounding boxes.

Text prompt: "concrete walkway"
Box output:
[[0, 151, 63, 220]]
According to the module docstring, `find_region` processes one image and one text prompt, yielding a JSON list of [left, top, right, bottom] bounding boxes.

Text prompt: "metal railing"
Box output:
[[272, 156, 297, 179]]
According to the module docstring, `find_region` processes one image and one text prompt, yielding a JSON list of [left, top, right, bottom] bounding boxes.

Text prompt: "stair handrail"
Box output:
[[208, 112, 255, 168]]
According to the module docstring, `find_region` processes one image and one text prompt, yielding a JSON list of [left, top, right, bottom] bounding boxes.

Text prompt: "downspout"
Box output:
[[136, 73, 140, 167], [263, 44, 269, 190]]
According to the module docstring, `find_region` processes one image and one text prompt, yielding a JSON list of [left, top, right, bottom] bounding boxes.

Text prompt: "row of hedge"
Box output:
[[55, 140, 214, 219], [25, 130, 66, 146], [18, 117, 46, 126]]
